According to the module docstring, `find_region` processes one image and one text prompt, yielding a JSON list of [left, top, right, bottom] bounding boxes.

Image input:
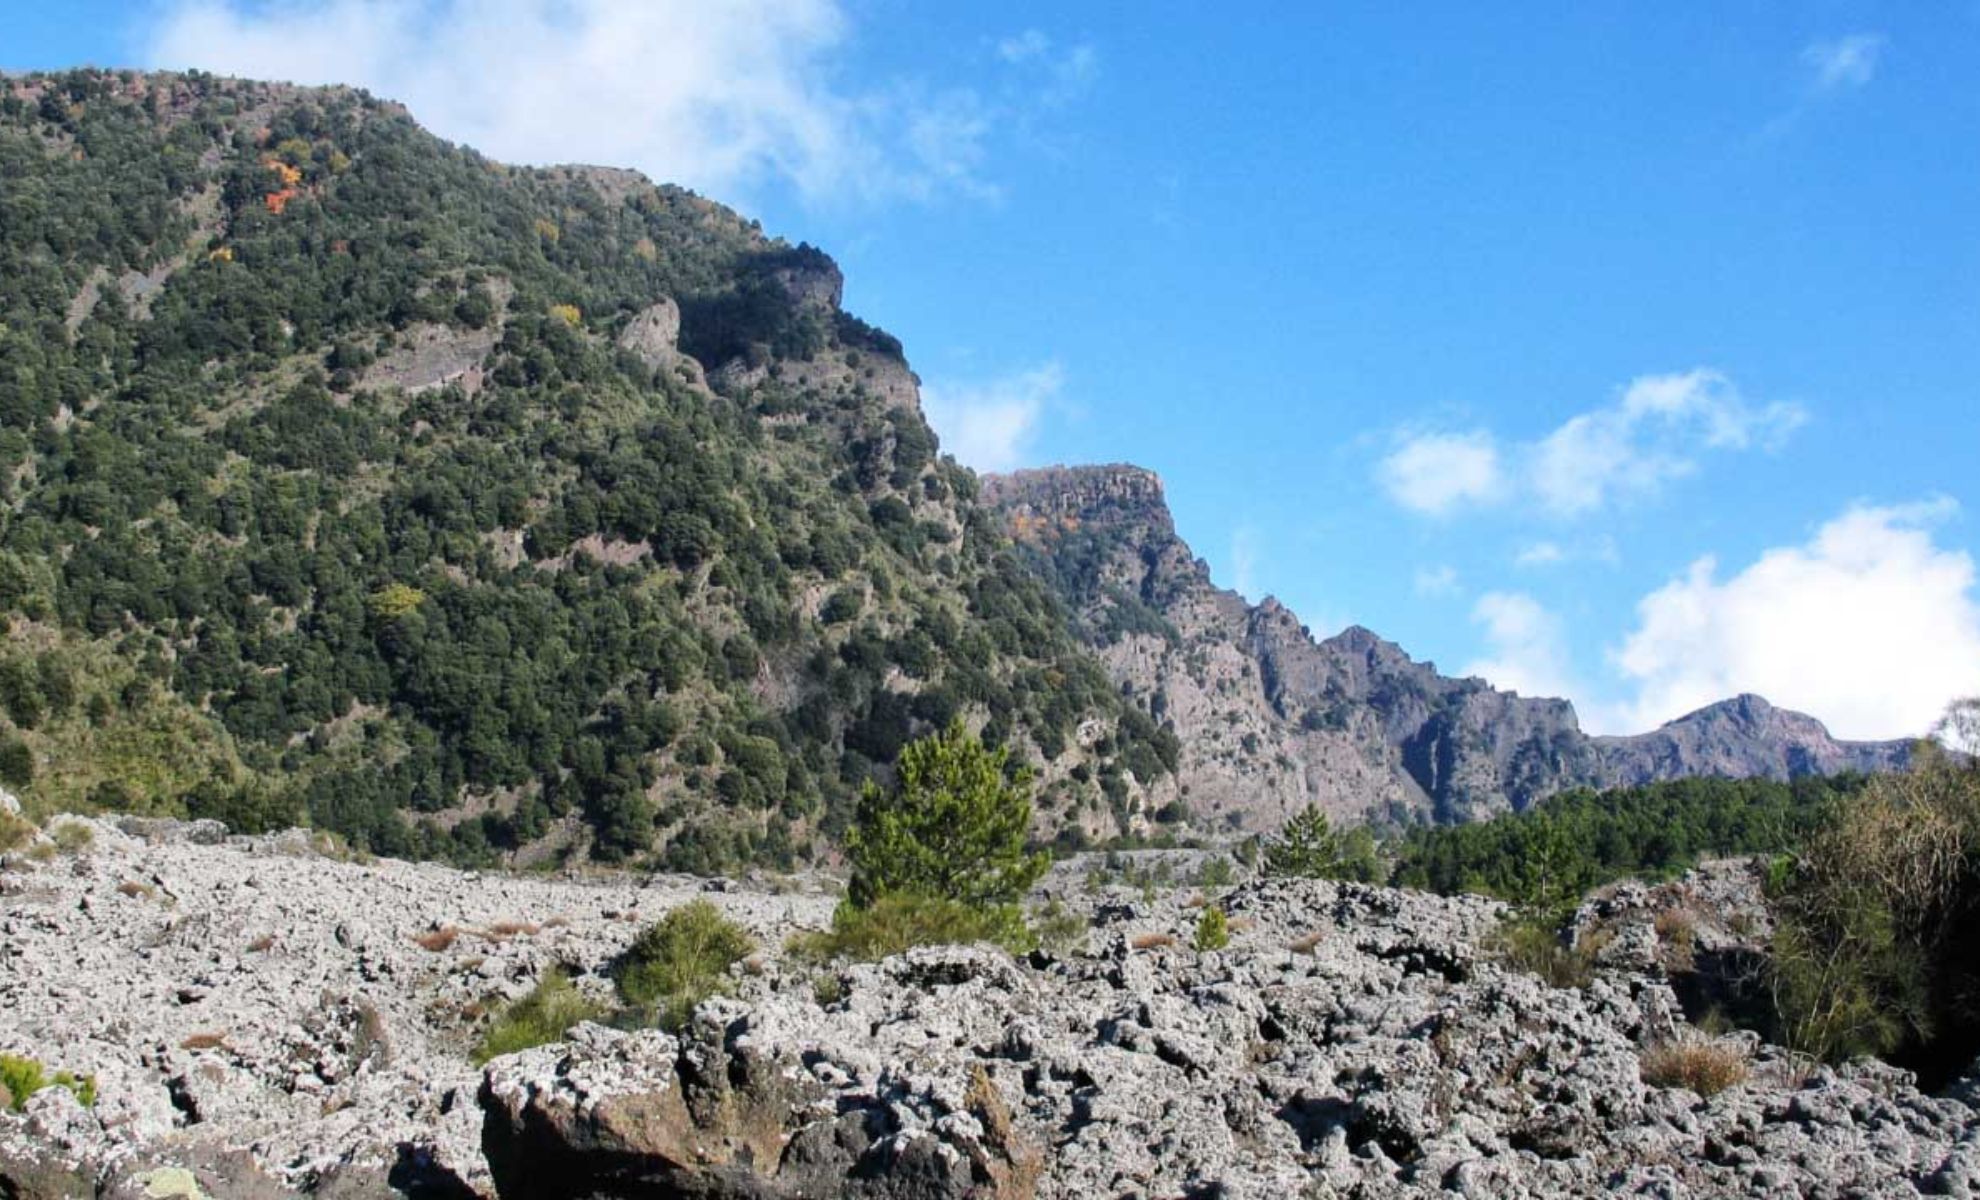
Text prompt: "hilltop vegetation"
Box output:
[[0, 68, 1174, 867]]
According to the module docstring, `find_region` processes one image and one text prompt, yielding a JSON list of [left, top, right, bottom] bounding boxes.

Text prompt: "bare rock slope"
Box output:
[[5, 817, 1979, 1198], [983, 464, 1910, 830]]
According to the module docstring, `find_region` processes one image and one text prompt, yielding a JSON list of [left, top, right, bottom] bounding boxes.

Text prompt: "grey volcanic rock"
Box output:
[[984, 464, 1911, 830], [6, 823, 1977, 1198], [478, 873, 1980, 1199], [0, 816, 834, 1197]]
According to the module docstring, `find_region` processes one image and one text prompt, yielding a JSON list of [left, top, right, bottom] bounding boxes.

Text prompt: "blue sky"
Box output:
[[8, 2, 1980, 740]]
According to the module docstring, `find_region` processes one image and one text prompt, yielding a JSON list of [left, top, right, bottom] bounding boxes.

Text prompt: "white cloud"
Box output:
[[1803, 33, 1885, 91], [1231, 526, 1262, 601], [1380, 369, 1804, 520], [1462, 592, 1579, 701], [1378, 431, 1505, 516], [1530, 369, 1804, 516], [141, 0, 1070, 206], [1601, 499, 1980, 740], [993, 29, 1098, 105], [1515, 536, 1620, 570], [920, 362, 1063, 473], [1414, 565, 1460, 597], [1515, 541, 1566, 568]]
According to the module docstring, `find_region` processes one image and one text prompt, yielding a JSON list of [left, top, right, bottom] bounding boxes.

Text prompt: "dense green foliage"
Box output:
[[612, 899, 755, 1029], [0, 1052, 96, 1111], [1766, 741, 1980, 1082], [791, 891, 1035, 963], [1388, 775, 1866, 909], [1193, 905, 1229, 951], [471, 970, 604, 1064], [1262, 805, 1380, 883], [0, 69, 1172, 867], [846, 719, 1048, 908]]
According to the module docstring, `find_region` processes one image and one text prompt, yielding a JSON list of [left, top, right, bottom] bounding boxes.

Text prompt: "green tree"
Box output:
[[1262, 805, 1378, 881], [847, 719, 1047, 908]]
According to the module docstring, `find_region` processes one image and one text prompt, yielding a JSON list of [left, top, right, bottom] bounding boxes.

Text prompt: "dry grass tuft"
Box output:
[[1654, 907, 1699, 971], [482, 920, 540, 939], [413, 926, 460, 952], [245, 934, 276, 953], [1289, 930, 1326, 955], [116, 880, 155, 900], [1640, 1038, 1750, 1098], [179, 1032, 228, 1051], [1130, 932, 1177, 951]]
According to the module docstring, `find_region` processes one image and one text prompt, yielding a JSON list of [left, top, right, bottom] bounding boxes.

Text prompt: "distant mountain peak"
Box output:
[[987, 463, 1910, 829]]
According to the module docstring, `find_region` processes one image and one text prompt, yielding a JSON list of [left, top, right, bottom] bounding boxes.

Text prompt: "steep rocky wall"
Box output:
[[985, 464, 1912, 830]]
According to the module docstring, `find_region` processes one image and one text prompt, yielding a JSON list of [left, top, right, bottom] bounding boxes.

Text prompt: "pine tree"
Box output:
[[1263, 805, 1377, 881], [847, 719, 1048, 908]]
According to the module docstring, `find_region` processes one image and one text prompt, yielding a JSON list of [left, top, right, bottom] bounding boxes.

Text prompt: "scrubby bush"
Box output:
[[1639, 1038, 1749, 1098], [1765, 725, 1980, 1080], [1489, 913, 1600, 990], [0, 1053, 96, 1111], [1194, 906, 1230, 951], [47, 819, 92, 854], [0, 806, 32, 854], [792, 892, 1034, 963], [1030, 897, 1088, 955], [472, 970, 605, 1064], [614, 900, 755, 1029]]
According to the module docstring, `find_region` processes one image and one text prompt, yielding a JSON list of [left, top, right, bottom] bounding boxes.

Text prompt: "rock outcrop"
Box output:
[[5, 818, 1977, 1198], [984, 464, 1911, 830]]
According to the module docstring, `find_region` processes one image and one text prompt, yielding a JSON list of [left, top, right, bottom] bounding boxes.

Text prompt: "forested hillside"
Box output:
[[0, 68, 1176, 868]]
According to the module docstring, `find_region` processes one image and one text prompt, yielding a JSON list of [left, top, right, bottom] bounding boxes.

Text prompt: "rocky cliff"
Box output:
[[3, 816, 1976, 1198], [984, 465, 1910, 829]]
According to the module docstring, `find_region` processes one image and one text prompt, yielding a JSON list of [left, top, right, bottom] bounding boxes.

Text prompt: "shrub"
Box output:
[[1764, 735, 1980, 1077], [0, 1054, 96, 1112], [472, 970, 604, 1064], [1194, 906, 1230, 951], [47, 819, 93, 854], [1193, 856, 1236, 888], [792, 893, 1033, 963], [0, 806, 32, 854], [1030, 898, 1088, 956], [614, 900, 755, 1029], [1639, 1039, 1749, 1098], [1489, 913, 1598, 990], [1654, 907, 1699, 972], [847, 720, 1047, 909]]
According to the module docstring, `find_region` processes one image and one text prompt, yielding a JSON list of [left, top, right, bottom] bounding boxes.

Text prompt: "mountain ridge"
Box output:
[[984, 462, 1910, 828]]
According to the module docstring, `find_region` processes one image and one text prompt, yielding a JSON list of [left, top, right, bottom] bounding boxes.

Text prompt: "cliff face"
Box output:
[[986, 465, 1911, 828]]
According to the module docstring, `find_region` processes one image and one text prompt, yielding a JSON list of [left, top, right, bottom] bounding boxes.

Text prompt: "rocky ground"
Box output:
[[3, 812, 1978, 1198]]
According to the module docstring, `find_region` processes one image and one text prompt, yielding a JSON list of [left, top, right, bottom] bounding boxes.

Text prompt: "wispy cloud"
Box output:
[[1377, 430, 1506, 517], [1803, 33, 1885, 91], [141, 1, 1089, 208], [1378, 369, 1804, 520], [1230, 525, 1263, 600], [920, 361, 1064, 473], [1414, 565, 1460, 597], [1461, 592, 1579, 702]]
